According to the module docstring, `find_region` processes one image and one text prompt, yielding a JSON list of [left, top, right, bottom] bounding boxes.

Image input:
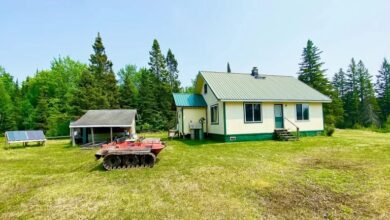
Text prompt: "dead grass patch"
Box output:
[[249, 180, 377, 219], [298, 157, 366, 171]]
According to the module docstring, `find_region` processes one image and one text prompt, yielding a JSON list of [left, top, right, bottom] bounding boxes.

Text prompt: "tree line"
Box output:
[[1, 36, 389, 136], [0, 33, 181, 136], [298, 40, 390, 130]]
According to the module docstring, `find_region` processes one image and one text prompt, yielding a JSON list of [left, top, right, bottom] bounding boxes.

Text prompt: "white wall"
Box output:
[[225, 102, 324, 135], [182, 108, 206, 135], [201, 81, 225, 135]]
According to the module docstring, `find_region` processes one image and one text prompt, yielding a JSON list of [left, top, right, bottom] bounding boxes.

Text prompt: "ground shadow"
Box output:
[[3, 143, 45, 150]]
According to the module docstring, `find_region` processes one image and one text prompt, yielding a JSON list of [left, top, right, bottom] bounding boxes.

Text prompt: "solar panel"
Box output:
[[5, 130, 46, 142]]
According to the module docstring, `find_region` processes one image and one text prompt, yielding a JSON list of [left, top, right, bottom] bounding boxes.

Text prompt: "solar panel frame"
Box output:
[[5, 130, 46, 143]]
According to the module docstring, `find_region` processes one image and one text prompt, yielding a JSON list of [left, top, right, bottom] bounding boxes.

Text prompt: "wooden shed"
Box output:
[[69, 109, 136, 146]]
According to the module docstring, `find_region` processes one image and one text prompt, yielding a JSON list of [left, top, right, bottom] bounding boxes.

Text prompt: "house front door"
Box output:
[[274, 104, 284, 129]]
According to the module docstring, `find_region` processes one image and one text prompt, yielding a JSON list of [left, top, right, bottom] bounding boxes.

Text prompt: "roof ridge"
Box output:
[[200, 71, 295, 78]]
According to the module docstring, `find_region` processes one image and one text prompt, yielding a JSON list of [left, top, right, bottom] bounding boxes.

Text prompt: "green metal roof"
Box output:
[[172, 93, 207, 107], [197, 71, 331, 103]]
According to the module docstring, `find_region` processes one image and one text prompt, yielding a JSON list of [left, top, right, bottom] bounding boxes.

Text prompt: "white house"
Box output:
[[173, 68, 331, 142]]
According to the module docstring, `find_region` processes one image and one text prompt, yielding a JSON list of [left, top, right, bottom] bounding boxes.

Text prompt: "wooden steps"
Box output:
[[274, 129, 299, 141]]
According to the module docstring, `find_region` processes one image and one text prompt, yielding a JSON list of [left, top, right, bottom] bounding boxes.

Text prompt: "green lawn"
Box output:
[[0, 130, 389, 219]]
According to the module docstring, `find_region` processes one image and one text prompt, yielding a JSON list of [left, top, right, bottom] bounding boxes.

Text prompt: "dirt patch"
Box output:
[[248, 181, 377, 219], [298, 158, 365, 171]]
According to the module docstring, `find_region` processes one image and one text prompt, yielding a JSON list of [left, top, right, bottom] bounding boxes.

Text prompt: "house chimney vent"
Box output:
[[251, 67, 259, 77]]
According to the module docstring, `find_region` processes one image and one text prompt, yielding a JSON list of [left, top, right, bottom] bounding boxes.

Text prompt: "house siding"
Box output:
[[201, 80, 225, 135], [181, 107, 206, 135], [225, 102, 324, 135]]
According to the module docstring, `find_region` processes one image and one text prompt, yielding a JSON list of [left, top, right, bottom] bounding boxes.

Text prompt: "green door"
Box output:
[[274, 104, 284, 129]]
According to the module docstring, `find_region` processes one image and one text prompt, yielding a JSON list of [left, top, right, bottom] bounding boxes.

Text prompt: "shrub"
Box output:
[[325, 126, 335, 136]]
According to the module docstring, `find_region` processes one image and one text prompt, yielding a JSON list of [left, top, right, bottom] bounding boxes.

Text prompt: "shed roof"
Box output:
[[69, 109, 136, 128], [173, 93, 207, 107], [196, 71, 331, 103]]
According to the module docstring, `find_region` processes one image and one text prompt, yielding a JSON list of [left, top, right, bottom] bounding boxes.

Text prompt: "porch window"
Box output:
[[211, 104, 218, 124], [296, 104, 309, 121], [244, 103, 262, 123]]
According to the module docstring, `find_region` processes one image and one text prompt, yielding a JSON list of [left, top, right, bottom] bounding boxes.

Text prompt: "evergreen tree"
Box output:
[[117, 65, 139, 109], [344, 58, 361, 127], [89, 33, 119, 108], [149, 39, 169, 82], [33, 87, 50, 131], [0, 80, 16, 132], [166, 49, 180, 92], [137, 68, 161, 130], [297, 40, 342, 126], [356, 61, 379, 127], [332, 68, 347, 98], [71, 70, 105, 115], [148, 39, 175, 129], [0, 67, 17, 132], [376, 58, 390, 123], [227, 62, 231, 73]]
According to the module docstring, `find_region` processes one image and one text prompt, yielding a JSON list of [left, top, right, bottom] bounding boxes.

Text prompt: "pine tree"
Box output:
[[376, 58, 390, 123], [344, 58, 361, 127], [137, 68, 161, 130], [227, 62, 231, 73], [148, 39, 175, 129], [149, 39, 169, 82], [332, 69, 347, 98], [0, 80, 16, 132], [356, 61, 379, 127], [118, 65, 138, 109], [89, 33, 119, 108], [166, 49, 180, 92], [297, 40, 342, 126], [71, 70, 105, 115]]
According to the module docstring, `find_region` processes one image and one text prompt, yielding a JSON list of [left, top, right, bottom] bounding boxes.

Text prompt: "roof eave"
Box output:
[[220, 99, 332, 103]]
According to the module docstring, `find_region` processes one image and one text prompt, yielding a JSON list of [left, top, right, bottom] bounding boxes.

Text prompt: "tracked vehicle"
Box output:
[[95, 138, 165, 170]]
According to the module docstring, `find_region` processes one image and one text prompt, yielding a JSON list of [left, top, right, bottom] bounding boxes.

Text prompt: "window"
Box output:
[[211, 104, 218, 124], [296, 104, 309, 121], [244, 103, 262, 123], [204, 84, 208, 94]]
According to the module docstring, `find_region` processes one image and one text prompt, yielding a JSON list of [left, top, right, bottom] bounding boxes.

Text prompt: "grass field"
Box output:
[[0, 130, 389, 219]]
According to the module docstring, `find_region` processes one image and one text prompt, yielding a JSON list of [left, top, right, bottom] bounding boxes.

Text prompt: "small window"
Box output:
[[211, 104, 218, 124], [296, 104, 309, 121], [244, 103, 262, 123], [204, 84, 208, 94]]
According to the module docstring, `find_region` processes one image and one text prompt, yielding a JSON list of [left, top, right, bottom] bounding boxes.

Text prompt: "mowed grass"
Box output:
[[0, 130, 389, 219]]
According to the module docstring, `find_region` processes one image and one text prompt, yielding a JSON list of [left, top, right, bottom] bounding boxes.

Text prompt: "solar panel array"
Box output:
[[5, 130, 46, 142]]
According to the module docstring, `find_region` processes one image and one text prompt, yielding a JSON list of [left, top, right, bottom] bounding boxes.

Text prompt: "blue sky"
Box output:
[[1, 0, 389, 86]]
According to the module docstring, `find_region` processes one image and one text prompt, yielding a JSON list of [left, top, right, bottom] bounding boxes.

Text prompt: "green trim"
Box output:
[[299, 130, 323, 137], [223, 102, 227, 136], [208, 130, 323, 142], [208, 133, 226, 142], [225, 133, 274, 142]]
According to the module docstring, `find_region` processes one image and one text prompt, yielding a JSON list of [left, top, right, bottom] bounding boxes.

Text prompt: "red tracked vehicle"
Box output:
[[95, 138, 166, 170]]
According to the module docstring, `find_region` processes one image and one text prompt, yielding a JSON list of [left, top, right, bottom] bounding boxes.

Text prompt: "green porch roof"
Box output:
[[172, 93, 207, 107]]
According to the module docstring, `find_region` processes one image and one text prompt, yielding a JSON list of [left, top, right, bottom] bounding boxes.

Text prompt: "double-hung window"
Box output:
[[296, 104, 309, 121], [211, 104, 218, 124], [244, 103, 262, 123]]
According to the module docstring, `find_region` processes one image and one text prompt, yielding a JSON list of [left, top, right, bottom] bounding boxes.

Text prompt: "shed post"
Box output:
[[71, 128, 75, 146], [91, 127, 95, 144], [110, 127, 113, 142]]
